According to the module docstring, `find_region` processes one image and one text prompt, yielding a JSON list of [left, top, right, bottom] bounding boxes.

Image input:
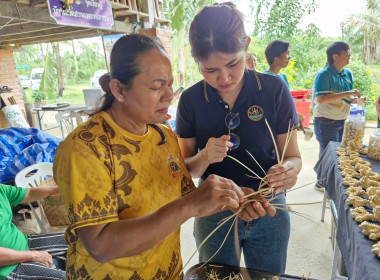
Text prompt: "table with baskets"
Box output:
[[314, 141, 380, 279]]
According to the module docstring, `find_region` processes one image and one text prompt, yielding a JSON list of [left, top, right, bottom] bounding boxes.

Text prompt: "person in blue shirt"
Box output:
[[263, 40, 305, 132], [263, 40, 291, 89], [176, 2, 302, 274], [312, 41, 361, 191]]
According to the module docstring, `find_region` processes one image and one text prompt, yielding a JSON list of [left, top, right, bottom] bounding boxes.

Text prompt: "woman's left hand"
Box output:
[[266, 161, 299, 194]]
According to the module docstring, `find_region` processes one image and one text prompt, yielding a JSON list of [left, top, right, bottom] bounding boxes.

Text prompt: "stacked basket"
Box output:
[[38, 178, 70, 226]]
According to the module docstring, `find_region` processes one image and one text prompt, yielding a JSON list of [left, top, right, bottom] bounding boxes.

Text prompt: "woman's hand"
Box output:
[[188, 174, 244, 217], [234, 187, 276, 222], [201, 135, 233, 164], [29, 251, 53, 267], [267, 161, 299, 194], [348, 89, 362, 103], [297, 112, 305, 133]]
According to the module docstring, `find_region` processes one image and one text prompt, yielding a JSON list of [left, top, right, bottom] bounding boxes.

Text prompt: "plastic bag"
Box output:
[[1, 105, 30, 128], [0, 127, 62, 183]]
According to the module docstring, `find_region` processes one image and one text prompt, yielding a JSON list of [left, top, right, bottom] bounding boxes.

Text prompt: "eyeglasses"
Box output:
[[225, 112, 240, 149], [340, 50, 351, 57]]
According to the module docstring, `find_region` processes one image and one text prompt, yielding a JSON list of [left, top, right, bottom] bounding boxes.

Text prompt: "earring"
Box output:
[[118, 97, 124, 102]]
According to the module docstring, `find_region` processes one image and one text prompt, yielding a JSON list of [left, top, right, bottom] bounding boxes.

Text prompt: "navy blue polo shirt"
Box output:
[[176, 69, 299, 190]]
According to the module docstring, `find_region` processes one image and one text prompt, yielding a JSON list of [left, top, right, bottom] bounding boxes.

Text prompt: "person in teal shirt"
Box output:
[[264, 40, 305, 132], [263, 40, 291, 88], [312, 42, 361, 192], [0, 184, 67, 280]]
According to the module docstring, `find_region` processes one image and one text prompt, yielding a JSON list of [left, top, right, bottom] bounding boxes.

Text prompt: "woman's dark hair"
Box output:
[[93, 34, 166, 115], [326, 41, 349, 65], [189, 2, 249, 61], [93, 34, 167, 145], [265, 40, 290, 66]]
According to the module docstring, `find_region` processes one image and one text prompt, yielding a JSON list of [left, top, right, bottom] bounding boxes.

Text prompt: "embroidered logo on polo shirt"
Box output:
[[167, 152, 180, 178], [247, 105, 264, 121]]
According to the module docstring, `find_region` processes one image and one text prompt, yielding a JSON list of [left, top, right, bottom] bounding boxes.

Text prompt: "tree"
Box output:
[[52, 42, 66, 97], [250, 0, 317, 39], [74, 40, 106, 83], [343, 0, 380, 64], [165, 0, 214, 87], [13, 45, 44, 76], [39, 44, 57, 100], [71, 40, 79, 79], [40, 42, 70, 99]]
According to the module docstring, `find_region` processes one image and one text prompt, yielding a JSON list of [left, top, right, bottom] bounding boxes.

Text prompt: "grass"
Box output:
[[24, 82, 92, 105]]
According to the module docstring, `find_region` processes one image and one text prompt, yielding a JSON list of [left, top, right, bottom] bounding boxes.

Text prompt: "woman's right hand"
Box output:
[[348, 89, 362, 101], [237, 187, 276, 222], [186, 174, 244, 217], [30, 251, 53, 267], [201, 135, 233, 164]]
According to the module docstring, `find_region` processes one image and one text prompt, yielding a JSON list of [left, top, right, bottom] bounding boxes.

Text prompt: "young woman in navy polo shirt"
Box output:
[[176, 2, 302, 274]]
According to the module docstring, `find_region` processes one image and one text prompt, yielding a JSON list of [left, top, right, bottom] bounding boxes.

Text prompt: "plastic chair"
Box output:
[[15, 162, 54, 233], [55, 111, 83, 138]]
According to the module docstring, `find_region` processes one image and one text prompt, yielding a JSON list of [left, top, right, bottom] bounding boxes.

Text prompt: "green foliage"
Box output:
[[365, 105, 378, 121], [250, 25, 327, 90], [165, 0, 214, 88], [251, 0, 317, 39], [25, 82, 89, 105], [40, 44, 58, 99], [342, 0, 380, 64], [13, 45, 44, 76], [31, 90, 46, 101], [166, 0, 213, 32], [350, 61, 376, 96], [72, 41, 106, 83], [349, 62, 380, 121], [281, 26, 327, 89]]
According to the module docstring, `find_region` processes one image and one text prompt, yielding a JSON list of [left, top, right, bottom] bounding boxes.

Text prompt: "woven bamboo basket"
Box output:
[[38, 177, 70, 226]]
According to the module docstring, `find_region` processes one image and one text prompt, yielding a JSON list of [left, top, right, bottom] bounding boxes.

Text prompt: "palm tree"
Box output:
[[40, 42, 69, 99], [344, 0, 380, 64]]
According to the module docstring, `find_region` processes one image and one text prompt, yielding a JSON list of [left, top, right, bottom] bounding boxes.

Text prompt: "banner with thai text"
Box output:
[[48, 0, 114, 30]]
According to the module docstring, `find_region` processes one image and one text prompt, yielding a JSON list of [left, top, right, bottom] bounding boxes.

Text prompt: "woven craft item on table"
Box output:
[[38, 177, 70, 226]]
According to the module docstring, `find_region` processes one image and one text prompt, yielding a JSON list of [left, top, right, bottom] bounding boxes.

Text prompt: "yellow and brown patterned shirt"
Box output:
[[53, 111, 195, 280]]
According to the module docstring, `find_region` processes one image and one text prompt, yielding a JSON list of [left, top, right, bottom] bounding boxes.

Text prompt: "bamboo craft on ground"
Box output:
[[181, 119, 325, 275]]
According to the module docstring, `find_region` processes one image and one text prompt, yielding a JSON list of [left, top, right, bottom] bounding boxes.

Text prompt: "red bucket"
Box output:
[[290, 89, 311, 100]]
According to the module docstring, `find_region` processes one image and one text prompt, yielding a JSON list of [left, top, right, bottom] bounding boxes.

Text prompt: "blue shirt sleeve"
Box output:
[[273, 80, 299, 134]]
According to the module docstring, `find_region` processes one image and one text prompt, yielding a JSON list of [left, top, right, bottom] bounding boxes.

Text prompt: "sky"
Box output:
[[299, 0, 366, 37], [236, 0, 367, 37]]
